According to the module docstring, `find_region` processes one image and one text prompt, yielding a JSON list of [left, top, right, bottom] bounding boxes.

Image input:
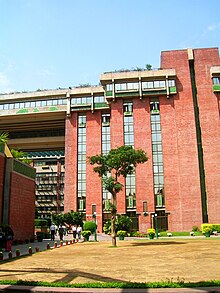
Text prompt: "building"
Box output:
[[0, 144, 36, 241], [0, 47, 219, 232]]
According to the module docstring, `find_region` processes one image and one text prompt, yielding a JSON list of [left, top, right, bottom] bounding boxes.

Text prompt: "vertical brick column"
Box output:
[[193, 48, 220, 223], [10, 172, 35, 240], [86, 111, 102, 232], [64, 112, 78, 212], [133, 98, 153, 232], [161, 49, 202, 231], [110, 99, 126, 214]]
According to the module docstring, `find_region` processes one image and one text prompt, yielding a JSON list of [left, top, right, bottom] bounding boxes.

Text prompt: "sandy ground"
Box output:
[[0, 238, 219, 284]]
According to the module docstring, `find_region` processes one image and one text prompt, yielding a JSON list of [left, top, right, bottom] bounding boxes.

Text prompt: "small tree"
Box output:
[[89, 145, 148, 246]]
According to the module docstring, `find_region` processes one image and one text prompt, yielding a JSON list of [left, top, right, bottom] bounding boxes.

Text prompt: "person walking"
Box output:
[[58, 225, 64, 241], [77, 225, 82, 240], [50, 223, 56, 241], [5, 226, 14, 252], [72, 225, 77, 241]]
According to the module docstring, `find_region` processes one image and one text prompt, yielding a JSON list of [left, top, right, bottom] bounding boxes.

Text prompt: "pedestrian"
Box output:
[[5, 226, 14, 252], [72, 225, 77, 241], [77, 225, 82, 240], [58, 225, 64, 241], [50, 223, 56, 241]]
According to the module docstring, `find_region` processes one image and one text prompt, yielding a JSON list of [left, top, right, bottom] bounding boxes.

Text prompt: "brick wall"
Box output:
[[64, 112, 78, 212], [86, 111, 102, 231], [193, 48, 220, 223], [9, 171, 35, 241], [161, 49, 202, 231], [110, 98, 126, 214], [133, 98, 154, 232]]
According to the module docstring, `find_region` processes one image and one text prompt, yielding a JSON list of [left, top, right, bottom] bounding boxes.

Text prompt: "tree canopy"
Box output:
[[89, 145, 148, 246]]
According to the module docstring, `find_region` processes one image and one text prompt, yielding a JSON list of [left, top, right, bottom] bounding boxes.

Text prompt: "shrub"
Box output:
[[201, 224, 213, 233], [192, 226, 199, 232], [147, 228, 155, 236], [81, 230, 91, 237], [35, 219, 48, 227], [103, 215, 132, 234], [212, 224, 220, 232], [117, 230, 127, 237], [83, 221, 96, 233]]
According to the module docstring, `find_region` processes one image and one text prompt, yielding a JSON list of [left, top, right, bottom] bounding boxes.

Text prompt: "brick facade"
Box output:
[[9, 172, 35, 240], [0, 153, 36, 241], [63, 47, 220, 233]]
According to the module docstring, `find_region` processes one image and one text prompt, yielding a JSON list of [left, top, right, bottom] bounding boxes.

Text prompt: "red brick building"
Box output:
[[0, 145, 36, 241], [0, 47, 219, 233], [64, 48, 220, 232]]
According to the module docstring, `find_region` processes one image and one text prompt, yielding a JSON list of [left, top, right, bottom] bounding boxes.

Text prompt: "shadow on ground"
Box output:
[[0, 267, 125, 283], [130, 241, 186, 247]]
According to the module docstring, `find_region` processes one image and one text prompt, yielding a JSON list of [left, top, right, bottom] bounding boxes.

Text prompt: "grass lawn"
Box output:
[[0, 238, 219, 285]]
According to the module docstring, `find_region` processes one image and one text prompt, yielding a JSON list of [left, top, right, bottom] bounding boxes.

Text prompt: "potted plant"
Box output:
[[82, 230, 91, 241], [117, 230, 127, 240], [16, 249, 20, 257], [36, 232, 44, 242], [147, 228, 156, 239], [203, 227, 212, 238]]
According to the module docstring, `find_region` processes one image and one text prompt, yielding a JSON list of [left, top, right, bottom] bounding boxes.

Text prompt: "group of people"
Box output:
[[49, 223, 82, 241], [0, 226, 14, 252]]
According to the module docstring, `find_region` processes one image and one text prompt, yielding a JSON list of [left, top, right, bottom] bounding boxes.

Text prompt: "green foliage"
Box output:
[[0, 132, 9, 145], [11, 149, 32, 164], [146, 64, 152, 70], [147, 228, 156, 236], [81, 230, 92, 237], [89, 145, 148, 179], [83, 221, 96, 233], [192, 225, 199, 232], [63, 212, 84, 227], [201, 224, 214, 233], [51, 214, 65, 226], [34, 219, 48, 227], [117, 230, 127, 237], [212, 224, 220, 232], [103, 215, 132, 234], [0, 279, 220, 289]]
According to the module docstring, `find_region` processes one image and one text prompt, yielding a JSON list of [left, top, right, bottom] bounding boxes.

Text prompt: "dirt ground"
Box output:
[[0, 238, 219, 284]]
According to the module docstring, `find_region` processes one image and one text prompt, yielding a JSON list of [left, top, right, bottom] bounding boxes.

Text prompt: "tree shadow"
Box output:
[[131, 241, 186, 247]]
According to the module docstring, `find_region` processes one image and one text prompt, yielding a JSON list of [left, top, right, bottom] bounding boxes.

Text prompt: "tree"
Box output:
[[89, 145, 148, 246]]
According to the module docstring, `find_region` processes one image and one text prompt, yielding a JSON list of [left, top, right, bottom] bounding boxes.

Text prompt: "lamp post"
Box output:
[[92, 212, 97, 241], [154, 213, 159, 239]]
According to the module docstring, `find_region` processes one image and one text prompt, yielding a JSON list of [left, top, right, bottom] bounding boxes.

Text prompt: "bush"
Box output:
[[117, 230, 127, 237], [147, 228, 155, 236], [201, 224, 213, 233], [35, 219, 48, 227], [83, 221, 96, 233], [212, 224, 220, 232], [192, 226, 199, 232], [103, 215, 132, 234]]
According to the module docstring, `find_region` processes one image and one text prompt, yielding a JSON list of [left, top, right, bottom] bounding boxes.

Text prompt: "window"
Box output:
[[213, 77, 220, 84]]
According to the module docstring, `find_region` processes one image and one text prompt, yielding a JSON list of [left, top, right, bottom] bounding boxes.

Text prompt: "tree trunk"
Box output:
[[111, 192, 117, 247]]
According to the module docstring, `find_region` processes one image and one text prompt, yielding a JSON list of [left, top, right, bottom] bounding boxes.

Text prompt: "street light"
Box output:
[[154, 213, 159, 239]]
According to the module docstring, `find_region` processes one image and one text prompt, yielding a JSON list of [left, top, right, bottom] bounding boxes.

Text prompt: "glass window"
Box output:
[[106, 84, 112, 91], [30, 101, 35, 107], [168, 80, 175, 87], [36, 101, 41, 107], [213, 77, 220, 85]]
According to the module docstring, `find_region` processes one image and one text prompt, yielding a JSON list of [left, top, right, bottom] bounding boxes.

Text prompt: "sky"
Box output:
[[0, 0, 220, 93]]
